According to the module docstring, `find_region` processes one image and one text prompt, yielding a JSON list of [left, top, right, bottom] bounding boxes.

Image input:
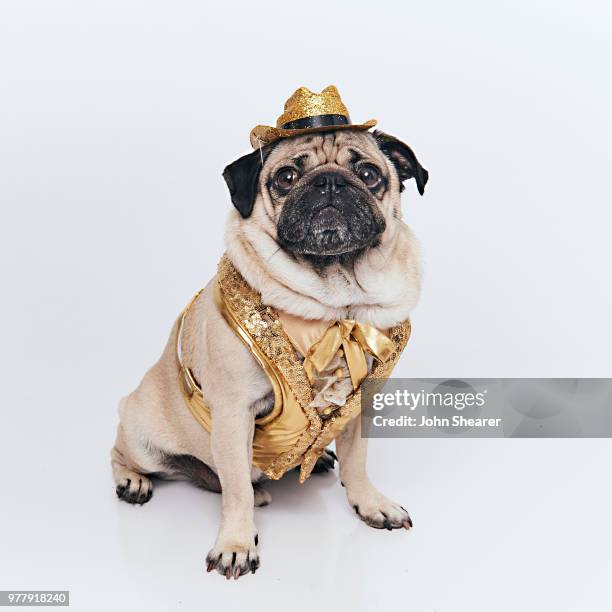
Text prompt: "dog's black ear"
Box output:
[[222, 149, 265, 218], [373, 130, 429, 195]]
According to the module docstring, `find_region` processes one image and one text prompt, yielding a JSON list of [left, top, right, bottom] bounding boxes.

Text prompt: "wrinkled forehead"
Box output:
[[264, 130, 384, 173]]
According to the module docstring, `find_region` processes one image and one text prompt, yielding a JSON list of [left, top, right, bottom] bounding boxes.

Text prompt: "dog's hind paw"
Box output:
[[115, 472, 153, 505], [253, 484, 271, 507], [312, 448, 337, 474]]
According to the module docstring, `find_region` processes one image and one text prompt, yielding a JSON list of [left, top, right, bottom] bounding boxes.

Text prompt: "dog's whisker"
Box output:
[[265, 246, 282, 264]]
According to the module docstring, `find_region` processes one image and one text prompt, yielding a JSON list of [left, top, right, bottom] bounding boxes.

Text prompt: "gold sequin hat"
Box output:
[[249, 86, 377, 148]]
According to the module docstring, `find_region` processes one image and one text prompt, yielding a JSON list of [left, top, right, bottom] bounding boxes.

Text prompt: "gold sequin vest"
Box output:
[[177, 256, 411, 482]]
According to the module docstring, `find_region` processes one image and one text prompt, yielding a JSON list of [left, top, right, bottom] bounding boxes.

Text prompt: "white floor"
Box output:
[[2, 373, 611, 612]]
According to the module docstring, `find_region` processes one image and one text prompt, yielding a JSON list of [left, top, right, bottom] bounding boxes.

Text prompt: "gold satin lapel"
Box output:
[[216, 257, 323, 480]]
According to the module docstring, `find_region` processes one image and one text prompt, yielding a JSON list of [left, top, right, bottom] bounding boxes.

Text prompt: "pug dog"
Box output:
[[111, 128, 428, 579]]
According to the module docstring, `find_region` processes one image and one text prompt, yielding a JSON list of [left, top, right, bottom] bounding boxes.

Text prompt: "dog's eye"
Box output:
[[274, 167, 300, 191], [358, 164, 381, 188]]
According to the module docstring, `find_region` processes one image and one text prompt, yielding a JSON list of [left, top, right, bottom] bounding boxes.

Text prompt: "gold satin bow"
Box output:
[[303, 320, 395, 391]]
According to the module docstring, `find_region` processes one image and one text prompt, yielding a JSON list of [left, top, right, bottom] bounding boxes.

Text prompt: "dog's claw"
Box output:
[[350, 497, 412, 531], [115, 475, 153, 505], [206, 544, 259, 579]]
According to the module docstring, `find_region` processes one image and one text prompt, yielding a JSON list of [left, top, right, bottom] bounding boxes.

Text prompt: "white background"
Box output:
[[1, 1, 611, 610]]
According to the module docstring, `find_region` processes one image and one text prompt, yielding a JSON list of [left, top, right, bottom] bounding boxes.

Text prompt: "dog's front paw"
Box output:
[[206, 531, 260, 579], [347, 486, 412, 531]]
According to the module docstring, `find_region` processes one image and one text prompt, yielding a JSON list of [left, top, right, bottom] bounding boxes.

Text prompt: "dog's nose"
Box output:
[[314, 172, 346, 194]]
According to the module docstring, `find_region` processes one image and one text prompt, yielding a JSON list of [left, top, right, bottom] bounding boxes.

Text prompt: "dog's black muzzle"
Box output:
[[277, 171, 385, 260]]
